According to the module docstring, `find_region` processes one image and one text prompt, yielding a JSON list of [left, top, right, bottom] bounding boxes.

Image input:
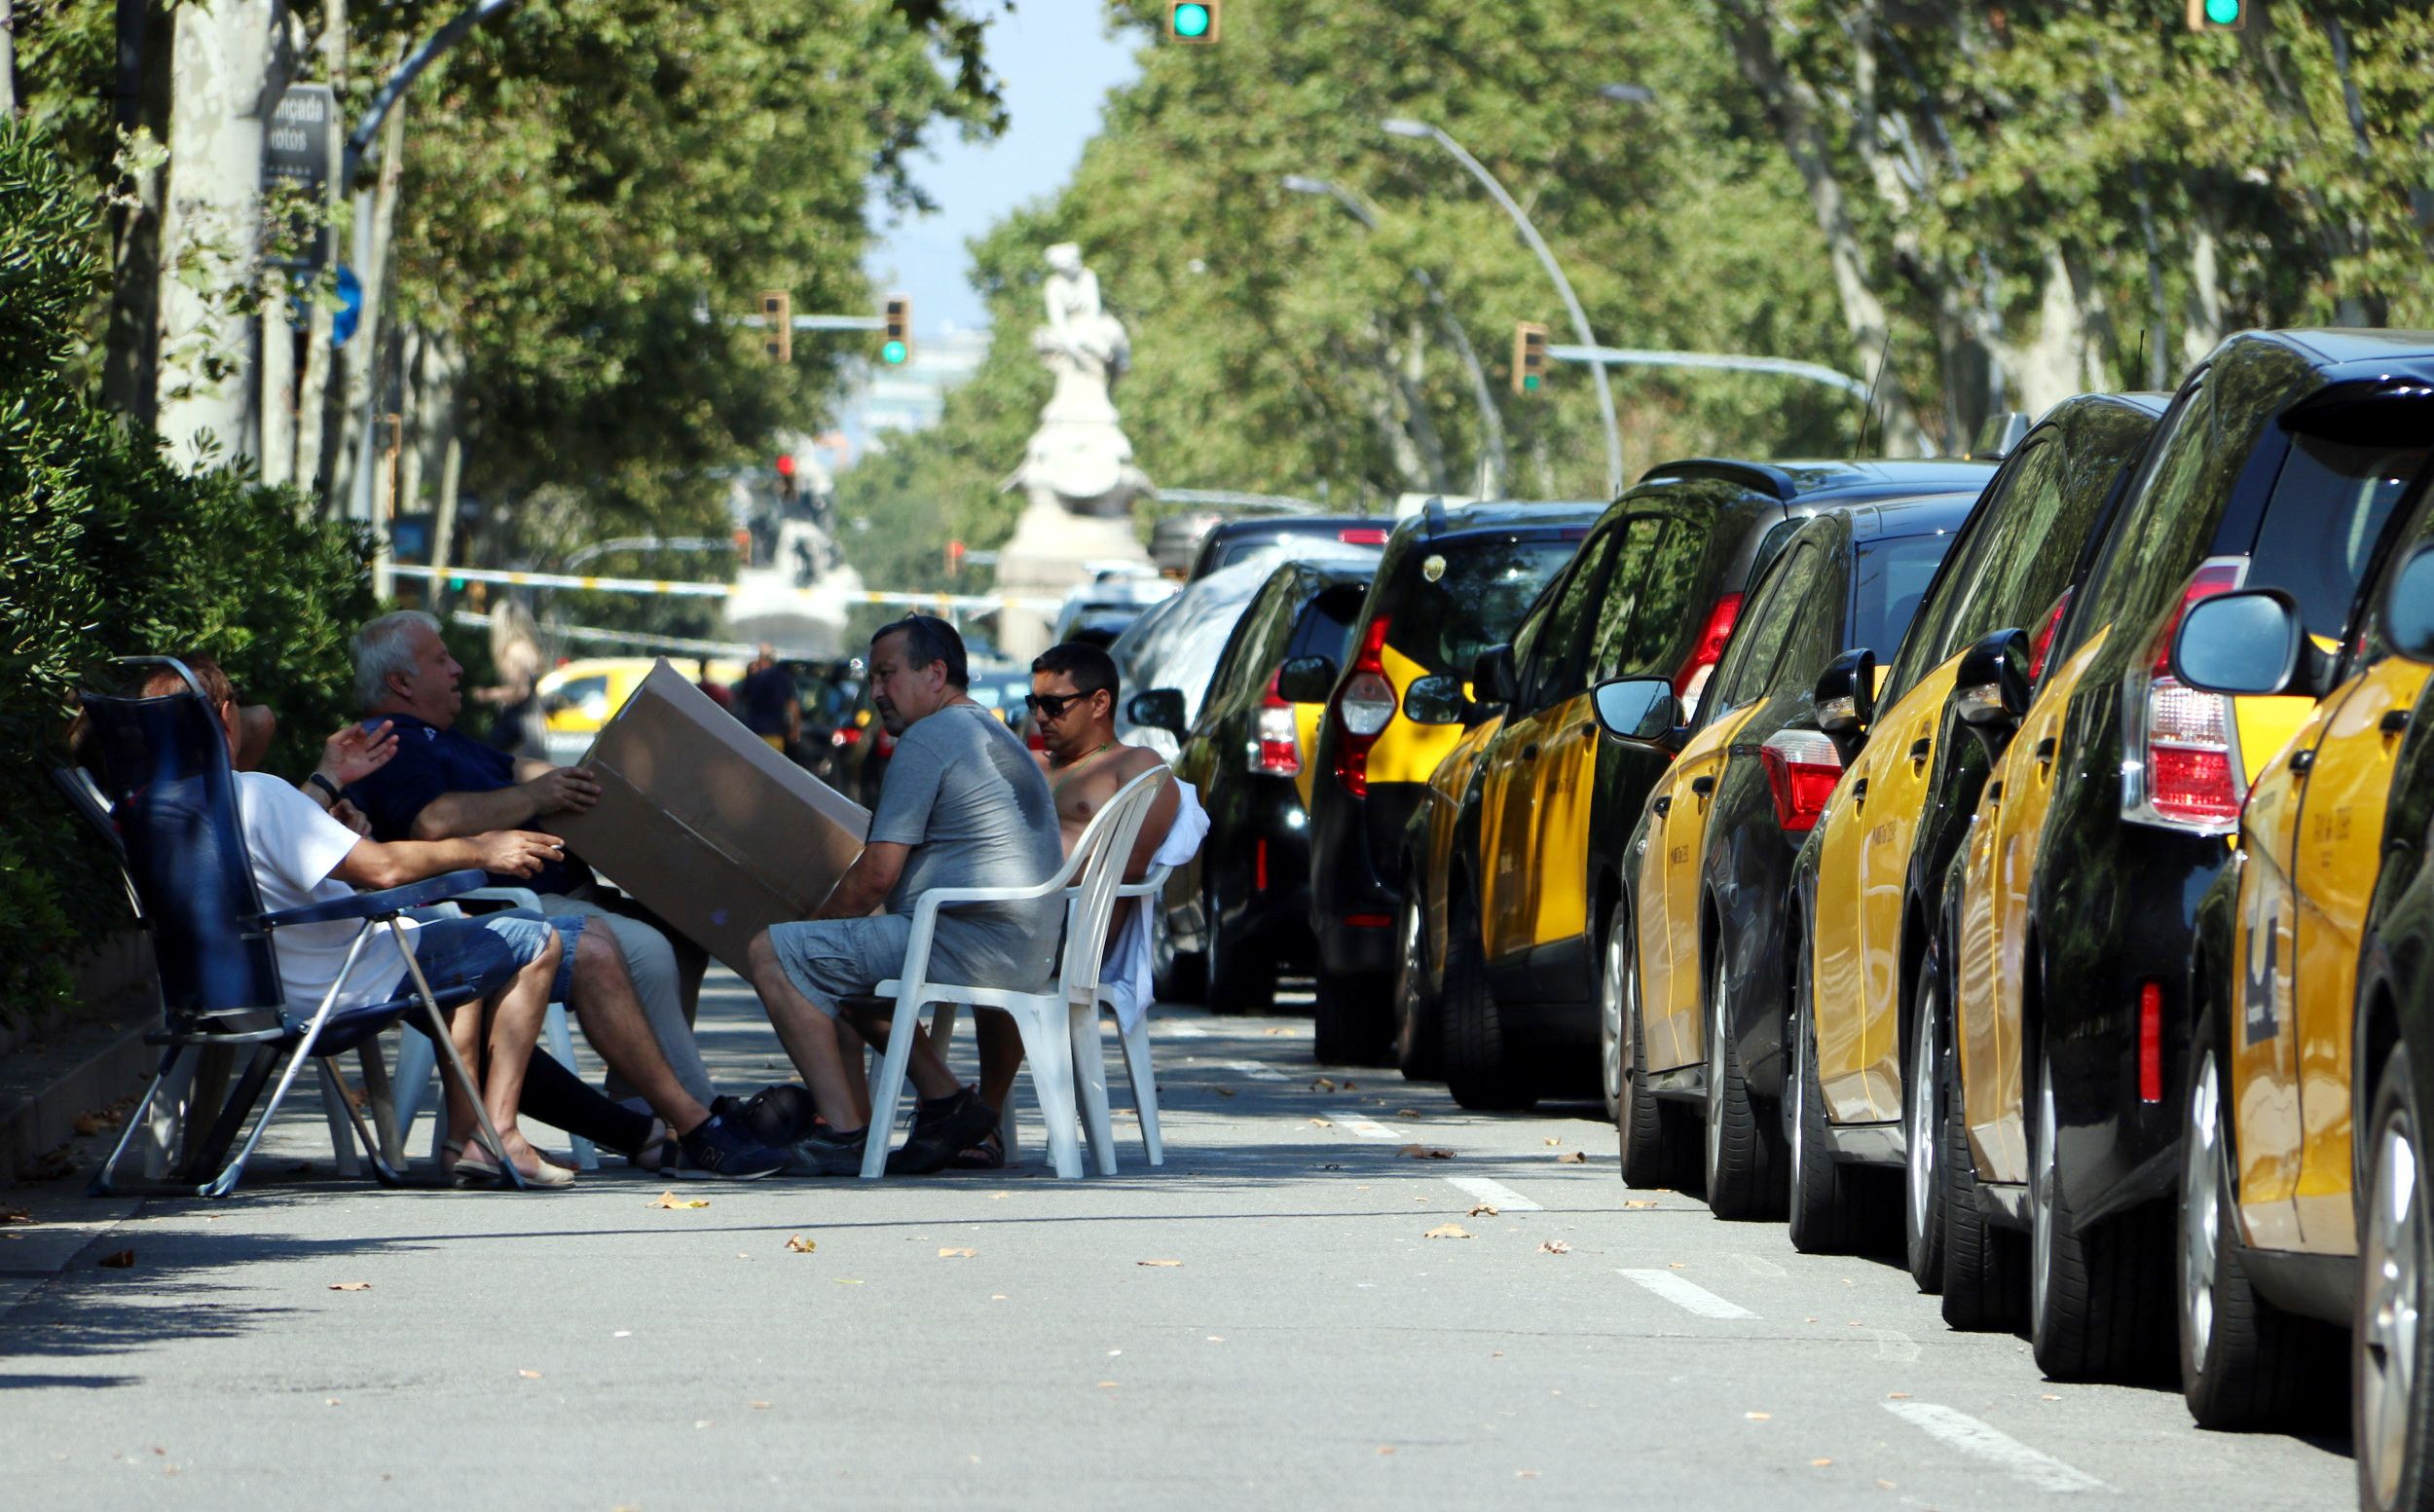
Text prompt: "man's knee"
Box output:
[[747, 927, 777, 977]]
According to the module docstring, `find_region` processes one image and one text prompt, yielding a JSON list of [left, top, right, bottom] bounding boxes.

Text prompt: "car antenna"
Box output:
[[1854, 331, 1893, 458], [2131, 326, 2149, 389]]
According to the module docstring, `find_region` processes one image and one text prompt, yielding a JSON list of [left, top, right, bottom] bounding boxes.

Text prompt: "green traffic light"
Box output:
[[1173, 3, 1211, 38], [2204, 0, 2239, 20], [1522, 374, 1541, 391], [881, 340, 908, 365]]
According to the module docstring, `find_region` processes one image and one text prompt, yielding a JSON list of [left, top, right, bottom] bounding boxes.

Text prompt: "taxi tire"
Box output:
[[1788, 951, 1890, 1254], [1315, 973, 1393, 1067], [2028, 1046, 2172, 1382], [1938, 1004, 2025, 1330], [1393, 889, 1443, 1082], [1702, 945, 1782, 1217], [1903, 941, 1950, 1293], [1440, 922, 1535, 1112], [1616, 908, 1692, 1189], [2358, 1046, 2434, 1512], [2179, 1037, 2340, 1429]]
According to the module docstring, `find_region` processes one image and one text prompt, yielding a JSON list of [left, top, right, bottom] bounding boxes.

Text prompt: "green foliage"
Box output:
[[0, 121, 378, 1023]]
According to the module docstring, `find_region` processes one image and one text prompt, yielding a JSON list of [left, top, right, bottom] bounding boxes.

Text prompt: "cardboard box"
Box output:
[[549, 659, 868, 976]]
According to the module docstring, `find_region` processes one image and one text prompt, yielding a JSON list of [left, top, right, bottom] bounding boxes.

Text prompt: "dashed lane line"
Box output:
[[1158, 1022, 1211, 1038], [1210, 1060, 1289, 1082], [1336, 1116, 1406, 1140], [1881, 1401, 2112, 1494], [1617, 1269, 1758, 1320], [1444, 1176, 1543, 1212]]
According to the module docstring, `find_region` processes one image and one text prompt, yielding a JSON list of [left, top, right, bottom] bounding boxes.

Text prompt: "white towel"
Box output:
[[1102, 777, 1209, 1032]]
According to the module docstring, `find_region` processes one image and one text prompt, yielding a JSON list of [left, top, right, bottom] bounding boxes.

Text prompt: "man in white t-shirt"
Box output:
[[138, 658, 789, 1184]]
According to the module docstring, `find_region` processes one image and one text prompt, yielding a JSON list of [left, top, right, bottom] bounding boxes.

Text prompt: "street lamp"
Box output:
[[1280, 172, 1509, 497], [1381, 117, 1624, 499], [1598, 82, 1657, 105]]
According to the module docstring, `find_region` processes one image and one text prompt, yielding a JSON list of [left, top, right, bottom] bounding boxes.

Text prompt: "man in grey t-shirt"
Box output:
[[745, 616, 1064, 1175]]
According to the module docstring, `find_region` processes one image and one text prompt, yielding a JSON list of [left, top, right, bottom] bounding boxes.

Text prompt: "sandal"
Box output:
[[451, 1142, 575, 1189], [950, 1130, 1008, 1171]]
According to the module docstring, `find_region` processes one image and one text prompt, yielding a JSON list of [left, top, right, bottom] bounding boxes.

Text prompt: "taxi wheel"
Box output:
[[2359, 1046, 2434, 1512], [1392, 891, 1443, 1082], [2180, 1039, 2340, 1427], [1938, 996, 2025, 1330], [1615, 908, 1691, 1188], [1151, 900, 1204, 1006], [1902, 941, 1949, 1293], [1702, 945, 1783, 1218], [1203, 880, 1274, 1015], [1440, 918, 1535, 1112], [1787, 954, 1888, 1254], [2028, 1047, 2172, 1381], [1315, 973, 1393, 1067]]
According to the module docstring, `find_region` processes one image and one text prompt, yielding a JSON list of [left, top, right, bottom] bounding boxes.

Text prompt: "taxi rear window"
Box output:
[[1383, 535, 1581, 675], [2247, 434, 2431, 639]]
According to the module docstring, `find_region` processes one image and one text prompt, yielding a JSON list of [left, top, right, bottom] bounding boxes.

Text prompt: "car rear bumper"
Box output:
[[1311, 781, 1424, 977]]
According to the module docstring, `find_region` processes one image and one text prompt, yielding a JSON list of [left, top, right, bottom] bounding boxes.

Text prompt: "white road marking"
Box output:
[[1159, 1021, 1210, 1038], [1445, 1176, 1543, 1212], [1881, 1401, 2112, 1494], [1337, 1117, 1405, 1140], [1617, 1269, 1757, 1320], [1213, 1061, 1288, 1082], [1728, 1253, 1786, 1278]]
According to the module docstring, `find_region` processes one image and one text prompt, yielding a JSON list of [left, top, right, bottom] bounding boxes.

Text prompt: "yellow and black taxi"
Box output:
[[1604, 489, 1980, 1213], [1402, 457, 1994, 1111], [2168, 434, 2434, 1451], [1781, 393, 2167, 1266], [1306, 500, 1602, 1065], [1937, 329, 2434, 1382], [1131, 555, 1376, 1012]]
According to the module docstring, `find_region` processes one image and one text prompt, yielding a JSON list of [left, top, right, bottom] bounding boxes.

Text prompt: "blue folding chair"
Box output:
[[72, 657, 527, 1198]]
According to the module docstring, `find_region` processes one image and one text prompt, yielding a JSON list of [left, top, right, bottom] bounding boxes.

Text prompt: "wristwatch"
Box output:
[[308, 772, 344, 807]]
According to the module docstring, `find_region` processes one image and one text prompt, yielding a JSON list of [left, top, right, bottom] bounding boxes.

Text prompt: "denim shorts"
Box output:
[[386, 911, 585, 1005]]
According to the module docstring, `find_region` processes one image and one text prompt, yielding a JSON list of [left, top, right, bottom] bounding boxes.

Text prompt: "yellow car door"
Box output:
[[1481, 710, 1545, 963], [1635, 707, 1755, 1069], [1530, 688, 1604, 948], [2227, 689, 2321, 1251]]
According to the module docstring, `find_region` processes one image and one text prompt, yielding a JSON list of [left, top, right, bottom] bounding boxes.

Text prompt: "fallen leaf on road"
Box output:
[[518, 1370, 542, 1380], [1543, 1136, 1562, 1147], [327, 1281, 372, 1292], [1468, 1203, 1499, 1217], [0, 1208, 31, 1224], [1399, 1144, 1455, 1160], [1745, 1411, 1770, 1420], [1537, 1240, 1570, 1255], [1669, 1262, 1686, 1270], [1096, 1381, 1120, 1388], [1876, 1480, 1897, 1491], [1311, 1077, 1337, 1091], [1343, 1081, 1359, 1090], [1213, 1088, 1236, 1098], [1376, 1446, 1395, 1456], [1516, 1470, 1540, 1479], [1811, 1457, 1833, 1467], [2041, 1393, 2060, 1401], [834, 1278, 866, 1285], [1557, 1151, 1587, 1163], [649, 1191, 709, 1209], [1137, 1259, 1183, 1268], [1623, 1199, 1659, 1208], [1423, 1224, 1472, 1239], [785, 1235, 817, 1253], [938, 1247, 977, 1259], [1887, 1392, 1910, 1400], [1264, 1027, 1292, 1036], [988, 1191, 1011, 1199], [97, 1249, 134, 1269], [991, 1294, 1008, 1300], [1396, 1109, 1421, 1118], [1309, 1119, 1333, 1127], [750, 1401, 771, 1410]]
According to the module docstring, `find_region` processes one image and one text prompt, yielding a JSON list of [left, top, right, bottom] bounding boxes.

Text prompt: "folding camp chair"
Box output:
[[73, 658, 526, 1198]]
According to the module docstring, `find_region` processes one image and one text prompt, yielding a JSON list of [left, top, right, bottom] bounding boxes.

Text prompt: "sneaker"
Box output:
[[786, 1125, 869, 1177], [886, 1087, 1000, 1175], [673, 1115, 788, 1180], [731, 1084, 819, 1147]]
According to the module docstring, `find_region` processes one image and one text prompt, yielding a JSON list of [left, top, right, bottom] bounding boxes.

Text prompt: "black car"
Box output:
[[1133, 557, 1375, 1012], [1413, 458, 1997, 1112], [1306, 500, 1603, 1065], [1936, 328, 2434, 1382], [1187, 516, 1393, 581]]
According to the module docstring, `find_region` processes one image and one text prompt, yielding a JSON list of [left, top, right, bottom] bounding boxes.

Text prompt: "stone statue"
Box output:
[[1010, 243, 1153, 520]]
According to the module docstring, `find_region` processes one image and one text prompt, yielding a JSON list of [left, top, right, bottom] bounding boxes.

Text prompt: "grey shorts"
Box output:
[[764, 914, 914, 1017]]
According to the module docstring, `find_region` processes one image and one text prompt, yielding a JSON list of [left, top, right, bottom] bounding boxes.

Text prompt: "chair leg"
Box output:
[[314, 1060, 363, 1179], [326, 1058, 407, 1188], [1069, 1002, 1118, 1177], [89, 1048, 181, 1197], [1014, 1011, 1084, 1180], [861, 993, 921, 1179], [356, 1041, 404, 1167], [186, 1047, 278, 1187], [392, 1029, 437, 1162], [387, 918, 526, 1192], [203, 1031, 333, 1199], [1121, 1015, 1163, 1166], [541, 1003, 598, 1172]]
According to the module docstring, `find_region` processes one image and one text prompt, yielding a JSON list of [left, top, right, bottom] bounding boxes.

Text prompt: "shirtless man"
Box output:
[[958, 642, 1187, 1163]]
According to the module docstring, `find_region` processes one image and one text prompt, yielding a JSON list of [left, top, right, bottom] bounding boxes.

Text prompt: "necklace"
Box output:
[[1050, 740, 1113, 778]]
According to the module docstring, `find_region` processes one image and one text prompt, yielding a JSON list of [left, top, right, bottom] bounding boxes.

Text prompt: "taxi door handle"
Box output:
[[1987, 780, 2004, 803], [1653, 795, 1673, 818], [2034, 736, 2057, 768], [2290, 748, 2314, 776], [1690, 776, 1716, 799], [2383, 709, 2413, 736], [1908, 738, 1932, 764], [1851, 778, 1869, 804]]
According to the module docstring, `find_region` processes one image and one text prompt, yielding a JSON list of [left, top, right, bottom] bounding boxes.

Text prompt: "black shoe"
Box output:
[[785, 1125, 868, 1177], [673, 1115, 789, 1180], [885, 1088, 1000, 1175], [731, 1084, 819, 1147]]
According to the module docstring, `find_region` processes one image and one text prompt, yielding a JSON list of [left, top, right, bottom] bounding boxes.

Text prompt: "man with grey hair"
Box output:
[[343, 610, 723, 1125]]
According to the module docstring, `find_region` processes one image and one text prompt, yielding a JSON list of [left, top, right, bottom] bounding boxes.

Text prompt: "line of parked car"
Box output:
[[1117, 328, 2434, 1508]]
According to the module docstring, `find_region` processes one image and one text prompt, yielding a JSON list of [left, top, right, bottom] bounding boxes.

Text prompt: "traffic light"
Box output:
[[775, 452, 797, 503], [759, 289, 792, 362], [881, 294, 912, 365], [2186, 0, 2244, 29], [1165, 1, 1219, 43], [1511, 320, 1549, 395], [944, 539, 966, 579]]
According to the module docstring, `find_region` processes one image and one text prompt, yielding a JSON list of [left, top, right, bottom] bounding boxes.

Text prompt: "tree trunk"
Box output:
[[292, 0, 345, 511], [154, 0, 279, 469], [1393, 314, 1452, 495], [2, 0, 17, 115], [332, 98, 407, 520], [257, 268, 296, 484], [102, 0, 177, 425]]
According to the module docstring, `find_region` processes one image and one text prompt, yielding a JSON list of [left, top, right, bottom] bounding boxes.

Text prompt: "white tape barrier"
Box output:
[[390, 563, 1060, 613]]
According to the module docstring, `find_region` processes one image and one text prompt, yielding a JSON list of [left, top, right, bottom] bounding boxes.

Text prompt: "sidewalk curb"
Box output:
[[0, 1021, 156, 1190]]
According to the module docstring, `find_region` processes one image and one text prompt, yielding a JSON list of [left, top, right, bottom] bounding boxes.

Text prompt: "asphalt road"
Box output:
[[0, 971, 2357, 1509]]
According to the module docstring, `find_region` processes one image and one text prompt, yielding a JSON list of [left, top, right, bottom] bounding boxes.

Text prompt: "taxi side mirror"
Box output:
[[2171, 589, 2305, 696], [1472, 645, 1519, 709], [1275, 654, 1338, 705], [1404, 674, 1468, 726], [2386, 544, 2434, 667], [1814, 648, 1877, 743], [1592, 677, 1683, 749], [1127, 687, 1188, 738], [1953, 628, 2031, 755]]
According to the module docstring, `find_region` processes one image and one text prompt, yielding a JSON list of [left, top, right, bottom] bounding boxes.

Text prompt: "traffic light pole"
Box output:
[[1383, 119, 1625, 500], [1548, 345, 1872, 402]]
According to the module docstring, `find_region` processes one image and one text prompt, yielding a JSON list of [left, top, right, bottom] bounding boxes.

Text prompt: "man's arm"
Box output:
[[1117, 752, 1180, 882], [812, 841, 910, 920], [327, 829, 566, 892], [408, 765, 601, 839]]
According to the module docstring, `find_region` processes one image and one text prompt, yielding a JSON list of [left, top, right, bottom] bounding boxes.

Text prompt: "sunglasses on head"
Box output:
[[1024, 689, 1100, 719]]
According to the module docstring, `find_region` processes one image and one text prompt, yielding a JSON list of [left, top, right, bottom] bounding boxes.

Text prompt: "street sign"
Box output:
[[332, 265, 363, 347], [263, 84, 338, 272]]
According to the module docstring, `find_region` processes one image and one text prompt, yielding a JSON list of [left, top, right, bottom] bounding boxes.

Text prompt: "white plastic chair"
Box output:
[[860, 766, 1167, 1180]]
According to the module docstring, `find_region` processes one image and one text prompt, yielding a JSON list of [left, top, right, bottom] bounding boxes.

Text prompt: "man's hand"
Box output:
[[521, 766, 602, 817], [474, 830, 569, 878], [328, 797, 374, 837], [317, 719, 397, 787]]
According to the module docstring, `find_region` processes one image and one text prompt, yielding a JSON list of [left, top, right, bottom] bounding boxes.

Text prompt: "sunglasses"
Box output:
[[1024, 689, 1100, 719]]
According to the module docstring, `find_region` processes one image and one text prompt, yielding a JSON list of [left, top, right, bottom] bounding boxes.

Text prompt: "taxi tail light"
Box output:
[[1675, 593, 1743, 724], [1758, 728, 1843, 834], [2028, 588, 2073, 681], [2138, 980, 2164, 1103], [1336, 527, 1390, 546], [830, 725, 862, 748], [1253, 671, 1302, 776], [2124, 559, 2245, 832], [1333, 616, 1395, 797]]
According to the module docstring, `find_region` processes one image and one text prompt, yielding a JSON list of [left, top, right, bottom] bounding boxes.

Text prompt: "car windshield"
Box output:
[[1850, 533, 1960, 664], [2249, 434, 2432, 639], [1384, 535, 1582, 675]]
